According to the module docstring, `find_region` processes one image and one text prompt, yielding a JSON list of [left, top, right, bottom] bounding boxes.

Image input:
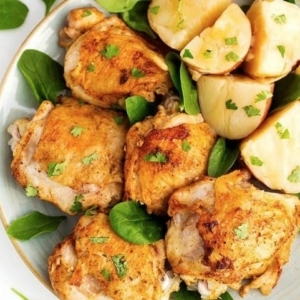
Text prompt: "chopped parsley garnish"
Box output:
[[70, 194, 83, 213], [234, 223, 248, 239], [182, 140, 191, 152], [131, 67, 145, 78], [277, 45, 285, 58], [272, 14, 287, 24], [100, 44, 120, 59], [255, 90, 273, 102], [112, 254, 127, 278], [81, 9, 92, 17], [101, 269, 111, 281], [250, 156, 264, 166], [144, 151, 167, 163], [85, 205, 98, 216], [114, 115, 124, 125], [225, 52, 239, 62], [203, 49, 213, 58], [225, 37, 238, 45], [47, 161, 67, 176], [225, 99, 238, 110], [89, 236, 109, 244], [149, 5, 160, 14], [275, 122, 290, 139], [71, 126, 84, 137], [87, 62, 95, 72], [25, 185, 38, 197], [182, 49, 194, 59], [243, 105, 261, 117], [287, 166, 300, 183], [82, 152, 98, 165]]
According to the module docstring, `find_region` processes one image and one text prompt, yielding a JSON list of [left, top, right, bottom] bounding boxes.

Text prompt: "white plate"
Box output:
[[0, 0, 299, 299]]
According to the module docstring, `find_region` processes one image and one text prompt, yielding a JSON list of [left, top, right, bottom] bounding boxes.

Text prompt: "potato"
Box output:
[[240, 100, 300, 194], [242, 0, 300, 81], [197, 74, 273, 140], [180, 3, 251, 76], [147, 0, 231, 51]]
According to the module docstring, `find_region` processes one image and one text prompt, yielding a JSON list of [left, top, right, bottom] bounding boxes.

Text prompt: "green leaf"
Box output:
[[109, 201, 165, 244], [287, 166, 300, 183], [225, 37, 238, 45], [225, 51, 239, 62], [95, 0, 148, 13], [225, 99, 238, 110], [170, 282, 199, 300], [182, 49, 194, 59], [41, 0, 56, 15], [25, 185, 38, 197], [243, 105, 261, 117], [234, 223, 248, 239], [111, 254, 127, 277], [70, 194, 84, 213], [125, 95, 155, 124], [100, 44, 120, 59], [17, 49, 66, 105], [6, 211, 66, 241], [11, 288, 29, 300], [208, 137, 239, 177], [0, 0, 28, 29], [47, 161, 67, 176], [82, 152, 98, 165], [165, 52, 182, 99], [131, 67, 145, 78], [144, 151, 167, 163], [71, 126, 85, 137], [250, 156, 264, 166], [220, 291, 234, 300]]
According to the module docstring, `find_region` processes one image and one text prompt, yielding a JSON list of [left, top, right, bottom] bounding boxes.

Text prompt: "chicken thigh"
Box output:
[[165, 169, 300, 299], [8, 97, 128, 214]]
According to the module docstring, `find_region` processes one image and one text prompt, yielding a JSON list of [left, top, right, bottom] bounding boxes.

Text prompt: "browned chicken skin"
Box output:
[[165, 169, 300, 299]]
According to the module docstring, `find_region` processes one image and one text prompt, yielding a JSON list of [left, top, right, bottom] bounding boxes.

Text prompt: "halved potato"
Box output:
[[240, 100, 300, 194], [147, 0, 231, 51], [242, 0, 300, 81], [197, 74, 273, 140], [181, 3, 251, 76]]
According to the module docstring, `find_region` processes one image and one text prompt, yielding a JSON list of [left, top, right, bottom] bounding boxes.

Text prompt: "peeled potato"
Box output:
[[240, 100, 300, 194], [197, 74, 273, 140], [147, 0, 231, 51], [180, 3, 251, 76], [243, 0, 300, 81]]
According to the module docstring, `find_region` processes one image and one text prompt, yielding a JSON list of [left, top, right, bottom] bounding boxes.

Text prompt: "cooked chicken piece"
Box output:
[[59, 7, 106, 49], [63, 12, 173, 109], [124, 105, 217, 215], [48, 213, 180, 300], [8, 97, 128, 215], [166, 169, 300, 299]]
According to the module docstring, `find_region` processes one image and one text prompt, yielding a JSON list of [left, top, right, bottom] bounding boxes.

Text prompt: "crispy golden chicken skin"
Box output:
[[165, 169, 300, 299], [48, 213, 180, 300], [62, 9, 173, 109], [124, 106, 217, 215], [8, 97, 128, 214]]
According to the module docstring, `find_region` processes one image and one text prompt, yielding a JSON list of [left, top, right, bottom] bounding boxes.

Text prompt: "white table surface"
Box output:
[[0, 1, 61, 299]]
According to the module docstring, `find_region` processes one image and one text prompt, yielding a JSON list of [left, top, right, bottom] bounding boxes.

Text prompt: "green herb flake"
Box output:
[[250, 156, 264, 166], [225, 37, 238, 45], [243, 105, 261, 117], [85, 205, 98, 216], [255, 90, 273, 102], [89, 236, 109, 244], [144, 151, 167, 163], [25, 185, 38, 197], [277, 45, 285, 58], [11, 288, 29, 300], [82, 152, 98, 165], [150, 5, 160, 14], [182, 49, 194, 59], [81, 9, 92, 17], [47, 161, 67, 177], [287, 166, 300, 183], [275, 122, 290, 139], [70, 194, 84, 213], [272, 14, 287, 24], [101, 269, 111, 281], [71, 126, 84, 137], [111, 254, 127, 278], [87, 62, 95, 72], [100, 44, 120, 59], [234, 223, 248, 239], [203, 49, 213, 58], [225, 99, 238, 110], [225, 52, 240, 62], [114, 115, 124, 125], [131, 67, 145, 78], [182, 140, 191, 152]]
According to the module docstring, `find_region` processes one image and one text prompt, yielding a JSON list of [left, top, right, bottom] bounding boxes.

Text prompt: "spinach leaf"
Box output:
[[121, 1, 157, 39], [125, 95, 155, 124], [220, 291, 234, 300], [0, 0, 28, 29], [17, 49, 66, 105], [284, 0, 296, 3], [165, 52, 200, 115], [170, 282, 199, 300], [208, 137, 239, 177], [6, 211, 66, 241], [109, 201, 165, 244], [41, 0, 56, 15], [95, 0, 148, 13]]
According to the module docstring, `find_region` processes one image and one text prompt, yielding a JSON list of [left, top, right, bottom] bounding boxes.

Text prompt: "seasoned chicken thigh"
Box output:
[[48, 213, 180, 300], [62, 9, 173, 109], [166, 169, 300, 299], [124, 105, 217, 215], [8, 97, 128, 214]]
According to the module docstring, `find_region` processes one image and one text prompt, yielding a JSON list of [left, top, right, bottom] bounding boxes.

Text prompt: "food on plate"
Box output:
[[124, 104, 217, 215], [242, 0, 300, 81], [8, 97, 128, 215], [62, 10, 172, 109], [240, 100, 300, 194], [197, 74, 273, 139], [181, 3, 251, 77], [147, 0, 231, 51], [48, 213, 180, 300], [165, 169, 300, 299]]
